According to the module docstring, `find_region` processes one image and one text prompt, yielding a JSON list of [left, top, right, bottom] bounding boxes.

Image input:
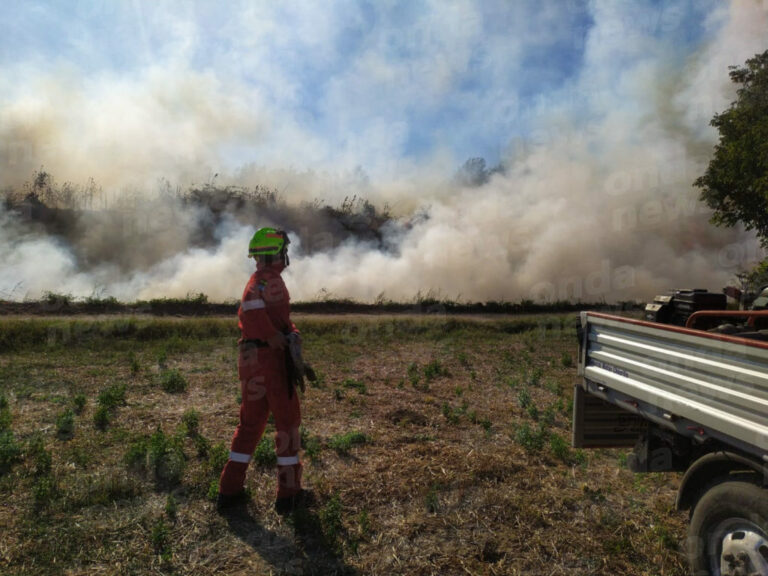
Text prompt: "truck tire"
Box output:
[[688, 480, 768, 576]]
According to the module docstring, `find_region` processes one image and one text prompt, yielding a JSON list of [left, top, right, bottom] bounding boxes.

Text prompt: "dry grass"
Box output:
[[0, 314, 688, 575]]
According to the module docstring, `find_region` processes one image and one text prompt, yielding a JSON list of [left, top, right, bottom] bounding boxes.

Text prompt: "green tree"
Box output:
[[695, 50, 768, 245]]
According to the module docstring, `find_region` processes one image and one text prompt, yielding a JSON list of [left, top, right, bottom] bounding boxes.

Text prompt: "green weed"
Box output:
[[514, 423, 547, 454], [194, 434, 211, 458], [441, 402, 460, 425], [28, 434, 52, 476], [549, 433, 571, 462], [33, 475, 58, 511], [72, 393, 86, 414], [128, 352, 141, 375], [207, 442, 229, 477], [181, 408, 200, 437], [328, 431, 369, 455], [97, 383, 127, 411], [253, 435, 276, 466], [93, 405, 111, 430], [424, 359, 447, 381], [319, 492, 344, 549], [150, 517, 172, 561], [165, 493, 178, 521], [148, 428, 186, 487], [158, 369, 188, 393], [425, 483, 440, 513], [0, 431, 22, 475], [301, 427, 322, 462], [341, 378, 367, 394], [55, 409, 75, 440], [517, 387, 532, 410]]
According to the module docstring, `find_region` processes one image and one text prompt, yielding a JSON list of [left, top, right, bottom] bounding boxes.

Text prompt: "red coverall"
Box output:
[[218, 260, 302, 499]]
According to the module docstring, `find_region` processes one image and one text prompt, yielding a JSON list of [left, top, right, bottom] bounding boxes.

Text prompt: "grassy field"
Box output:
[[0, 314, 688, 575]]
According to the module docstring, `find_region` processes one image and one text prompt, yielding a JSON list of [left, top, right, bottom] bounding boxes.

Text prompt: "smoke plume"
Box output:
[[1, 1, 766, 303]]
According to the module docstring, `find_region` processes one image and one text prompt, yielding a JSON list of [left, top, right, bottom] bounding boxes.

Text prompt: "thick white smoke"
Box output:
[[1, 1, 766, 303]]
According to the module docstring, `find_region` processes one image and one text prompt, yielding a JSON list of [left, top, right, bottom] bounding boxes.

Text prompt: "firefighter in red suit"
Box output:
[[217, 227, 308, 514]]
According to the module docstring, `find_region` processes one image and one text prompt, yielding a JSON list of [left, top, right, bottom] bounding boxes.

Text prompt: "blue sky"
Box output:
[[0, 0, 725, 185]]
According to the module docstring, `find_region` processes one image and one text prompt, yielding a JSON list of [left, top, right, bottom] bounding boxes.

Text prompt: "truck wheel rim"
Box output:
[[711, 518, 768, 576]]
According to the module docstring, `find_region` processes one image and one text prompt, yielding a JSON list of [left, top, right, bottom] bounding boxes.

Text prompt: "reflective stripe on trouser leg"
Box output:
[[277, 455, 299, 466], [230, 451, 251, 463]]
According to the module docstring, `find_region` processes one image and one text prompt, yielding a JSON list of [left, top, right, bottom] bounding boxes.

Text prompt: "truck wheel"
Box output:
[[688, 480, 768, 576]]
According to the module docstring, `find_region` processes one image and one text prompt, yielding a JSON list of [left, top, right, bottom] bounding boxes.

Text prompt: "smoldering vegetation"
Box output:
[[1, 170, 394, 277]]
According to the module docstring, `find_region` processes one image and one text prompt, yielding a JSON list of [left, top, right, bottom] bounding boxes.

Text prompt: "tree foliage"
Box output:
[[695, 50, 768, 245]]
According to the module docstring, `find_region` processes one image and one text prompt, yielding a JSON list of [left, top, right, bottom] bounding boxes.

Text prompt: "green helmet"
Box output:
[[248, 227, 288, 258]]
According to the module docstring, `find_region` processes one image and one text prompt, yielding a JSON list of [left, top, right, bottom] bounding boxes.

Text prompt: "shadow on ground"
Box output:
[[225, 508, 358, 576]]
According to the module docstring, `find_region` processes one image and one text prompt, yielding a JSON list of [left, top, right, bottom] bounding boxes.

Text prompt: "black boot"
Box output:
[[216, 490, 249, 512], [274, 489, 315, 515]]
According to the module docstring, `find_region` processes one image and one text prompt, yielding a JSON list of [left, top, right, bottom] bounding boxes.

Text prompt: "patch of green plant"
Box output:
[[207, 442, 229, 476], [128, 351, 141, 375], [148, 428, 186, 487], [97, 383, 126, 411], [181, 408, 200, 437], [424, 359, 448, 381], [301, 427, 322, 462], [158, 369, 188, 393], [407, 362, 422, 389], [526, 404, 539, 421], [425, 483, 440, 513], [194, 434, 211, 458], [457, 351, 470, 368], [28, 434, 52, 476], [319, 492, 344, 550], [652, 524, 678, 551], [150, 516, 172, 561], [72, 393, 86, 414], [156, 348, 168, 368], [549, 433, 571, 462], [55, 409, 75, 439], [545, 379, 563, 396], [253, 435, 277, 466], [33, 475, 58, 511], [514, 422, 547, 454], [165, 493, 178, 521], [441, 402, 460, 425], [541, 405, 557, 428], [560, 352, 573, 368], [526, 368, 543, 387], [517, 387, 532, 410], [93, 405, 111, 430], [341, 378, 367, 394], [0, 399, 11, 432], [328, 431, 369, 455], [0, 431, 22, 475], [125, 437, 149, 470], [206, 479, 218, 502]]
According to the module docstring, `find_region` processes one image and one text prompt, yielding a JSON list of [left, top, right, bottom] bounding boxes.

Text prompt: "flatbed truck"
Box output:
[[574, 310, 768, 576]]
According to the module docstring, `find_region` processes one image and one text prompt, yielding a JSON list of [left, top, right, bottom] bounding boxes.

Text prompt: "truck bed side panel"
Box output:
[[579, 312, 768, 453]]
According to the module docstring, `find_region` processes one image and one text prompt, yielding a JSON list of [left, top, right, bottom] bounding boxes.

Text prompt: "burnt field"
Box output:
[[0, 314, 686, 575]]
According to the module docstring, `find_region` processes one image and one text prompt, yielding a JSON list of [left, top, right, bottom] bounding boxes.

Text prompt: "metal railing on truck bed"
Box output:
[[573, 312, 768, 460]]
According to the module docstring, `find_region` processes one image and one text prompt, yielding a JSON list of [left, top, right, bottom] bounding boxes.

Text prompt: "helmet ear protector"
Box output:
[[276, 229, 290, 267], [248, 227, 290, 266]]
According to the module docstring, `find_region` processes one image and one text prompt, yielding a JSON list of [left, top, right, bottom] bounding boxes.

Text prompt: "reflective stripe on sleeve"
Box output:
[[229, 451, 251, 463], [277, 455, 300, 466], [241, 299, 266, 311]]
